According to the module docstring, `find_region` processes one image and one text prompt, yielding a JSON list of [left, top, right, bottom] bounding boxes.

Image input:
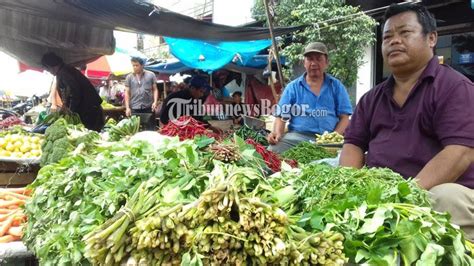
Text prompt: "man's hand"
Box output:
[[267, 132, 282, 145], [152, 101, 158, 112], [125, 107, 132, 117]]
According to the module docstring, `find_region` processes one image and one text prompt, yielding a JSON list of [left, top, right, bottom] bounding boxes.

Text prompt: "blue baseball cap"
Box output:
[[189, 76, 211, 91]]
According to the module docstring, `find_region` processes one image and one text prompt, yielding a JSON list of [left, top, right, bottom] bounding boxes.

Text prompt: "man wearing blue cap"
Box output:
[[159, 76, 220, 134]]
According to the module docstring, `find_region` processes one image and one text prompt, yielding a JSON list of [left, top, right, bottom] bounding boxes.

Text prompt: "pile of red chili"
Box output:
[[160, 116, 219, 141], [245, 139, 297, 172], [0, 116, 23, 129]]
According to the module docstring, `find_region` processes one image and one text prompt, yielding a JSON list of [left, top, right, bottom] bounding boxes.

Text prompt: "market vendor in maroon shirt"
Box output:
[[340, 3, 474, 241]]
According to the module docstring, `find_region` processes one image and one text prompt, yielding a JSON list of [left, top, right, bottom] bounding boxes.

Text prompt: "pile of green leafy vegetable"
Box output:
[[270, 164, 429, 214], [40, 118, 100, 166], [234, 125, 268, 146], [320, 203, 474, 265], [281, 141, 337, 164], [107, 116, 140, 141], [270, 164, 473, 265], [25, 137, 210, 265]]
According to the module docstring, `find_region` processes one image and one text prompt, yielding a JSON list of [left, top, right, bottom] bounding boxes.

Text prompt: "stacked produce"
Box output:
[[35, 111, 81, 126], [160, 116, 219, 141], [84, 164, 347, 265], [270, 164, 474, 265], [107, 116, 140, 141], [0, 130, 42, 159], [245, 139, 297, 172], [22, 122, 474, 266], [208, 142, 242, 163], [0, 116, 24, 129], [24, 137, 208, 265], [315, 131, 344, 145], [40, 118, 100, 166], [0, 187, 30, 243], [281, 141, 337, 164], [234, 125, 268, 146]]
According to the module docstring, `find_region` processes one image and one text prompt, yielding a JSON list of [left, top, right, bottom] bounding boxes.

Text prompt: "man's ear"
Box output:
[[428, 31, 438, 49]]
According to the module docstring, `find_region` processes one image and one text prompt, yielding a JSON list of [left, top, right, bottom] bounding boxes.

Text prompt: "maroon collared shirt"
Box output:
[[345, 57, 474, 189]]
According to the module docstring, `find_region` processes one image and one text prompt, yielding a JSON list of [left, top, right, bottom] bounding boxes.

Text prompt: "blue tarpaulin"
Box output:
[[145, 55, 286, 74], [163, 37, 272, 72]]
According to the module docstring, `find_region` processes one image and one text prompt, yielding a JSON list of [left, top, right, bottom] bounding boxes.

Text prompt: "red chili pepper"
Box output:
[[160, 116, 221, 141]]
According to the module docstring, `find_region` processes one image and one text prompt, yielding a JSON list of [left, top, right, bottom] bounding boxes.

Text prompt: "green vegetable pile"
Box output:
[[281, 141, 337, 164], [327, 203, 474, 265], [40, 118, 100, 166], [25, 137, 207, 265], [24, 127, 474, 265], [107, 116, 140, 141], [234, 125, 268, 146], [84, 163, 347, 265], [270, 164, 473, 265], [36, 110, 81, 126]]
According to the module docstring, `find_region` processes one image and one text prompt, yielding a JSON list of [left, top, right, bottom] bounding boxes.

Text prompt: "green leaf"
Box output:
[[358, 207, 388, 234], [310, 213, 325, 231], [400, 239, 421, 265], [366, 184, 383, 205], [181, 252, 191, 266], [194, 136, 215, 148], [355, 249, 371, 263], [398, 182, 411, 198], [416, 243, 445, 266]]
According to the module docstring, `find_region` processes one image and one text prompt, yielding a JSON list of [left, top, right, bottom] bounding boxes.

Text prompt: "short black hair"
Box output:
[[41, 52, 64, 68], [384, 3, 437, 35], [131, 57, 145, 65], [232, 91, 242, 97]]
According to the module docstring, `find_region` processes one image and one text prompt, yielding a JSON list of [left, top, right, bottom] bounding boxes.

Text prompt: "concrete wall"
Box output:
[[356, 45, 375, 103]]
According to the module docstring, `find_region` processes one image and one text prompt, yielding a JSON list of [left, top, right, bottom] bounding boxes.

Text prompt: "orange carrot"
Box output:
[[2, 192, 30, 201], [8, 226, 23, 237], [0, 199, 25, 208], [0, 235, 16, 243], [0, 215, 14, 237], [0, 188, 31, 196], [0, 211, 18, 222], [0, 209, 14, 214]]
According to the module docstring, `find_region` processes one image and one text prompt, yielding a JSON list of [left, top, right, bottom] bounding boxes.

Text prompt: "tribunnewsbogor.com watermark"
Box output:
[[167, 98, 329, 125]]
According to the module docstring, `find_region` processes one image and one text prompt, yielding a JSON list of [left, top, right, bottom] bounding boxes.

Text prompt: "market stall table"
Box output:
[[103, 106, 126, 122], [0, 160, 39, 187], [0, 242, 36, 266]]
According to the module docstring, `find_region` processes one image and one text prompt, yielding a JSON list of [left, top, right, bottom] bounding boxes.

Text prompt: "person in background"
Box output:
[[124, 57, 159, 130], [231, 91, 244, 125], [339, 3, 474, 241], [41, 52, 104, 131], [159, 76, 221, 133], [267, 42, 352, 154], [99, 79, 117, 103]]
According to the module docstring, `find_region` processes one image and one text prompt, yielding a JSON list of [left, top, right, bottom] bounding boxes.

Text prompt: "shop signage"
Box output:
[[459, 53, 474, 64]]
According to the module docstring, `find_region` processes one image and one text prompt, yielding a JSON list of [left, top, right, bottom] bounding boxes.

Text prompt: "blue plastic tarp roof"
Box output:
[[163, 37, 272, 72], [145, 55, 286, 74]]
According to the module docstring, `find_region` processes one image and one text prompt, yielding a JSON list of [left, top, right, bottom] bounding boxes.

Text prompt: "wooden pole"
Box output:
[[263, 0, 285, 89], [267, 56, 278, 103], [163, 82, 168, 99]]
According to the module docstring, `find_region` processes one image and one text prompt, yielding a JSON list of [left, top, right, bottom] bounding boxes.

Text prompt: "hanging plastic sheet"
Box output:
[[0, 0, 305, 68], [164, 37, 272, 72]]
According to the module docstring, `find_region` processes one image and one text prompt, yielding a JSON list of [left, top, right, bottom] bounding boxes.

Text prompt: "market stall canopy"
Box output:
[[164, 37, 272, 72], [145, 55, 286, 74], [0, 0, 304, 69], [0, 70, 54, 97], [85, 47, 147, 79]]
